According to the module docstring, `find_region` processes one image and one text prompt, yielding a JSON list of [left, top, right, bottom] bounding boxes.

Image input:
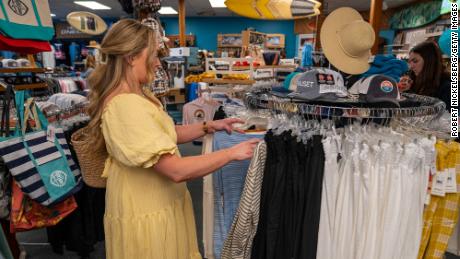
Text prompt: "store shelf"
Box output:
[[201, 78, 256, 85], [0, 67, 46, 73], [232, 65, 296, 70], [1, 83, 48, 91], [218, 45, 242, 48]]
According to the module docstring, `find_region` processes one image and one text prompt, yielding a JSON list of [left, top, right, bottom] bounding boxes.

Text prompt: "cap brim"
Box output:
[[366, 98, 401, 107], [320, 7, 371, 75]]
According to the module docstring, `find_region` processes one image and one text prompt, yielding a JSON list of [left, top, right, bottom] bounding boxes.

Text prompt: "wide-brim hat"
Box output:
[[87, 40, 100, 49], [67, 11, 107, 35], [320, 7, 375, 75]]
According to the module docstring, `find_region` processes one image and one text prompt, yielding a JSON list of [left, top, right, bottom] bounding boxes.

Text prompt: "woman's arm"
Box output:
[[175, 118, 244, 144], [153, 138, 260, 182], [175, 123, 206, 144]]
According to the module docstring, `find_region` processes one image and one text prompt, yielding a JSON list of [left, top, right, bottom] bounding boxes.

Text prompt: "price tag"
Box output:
[[46, 125, 56, 143], [445, 168, 457, 194], [432, 170, 447, 197]]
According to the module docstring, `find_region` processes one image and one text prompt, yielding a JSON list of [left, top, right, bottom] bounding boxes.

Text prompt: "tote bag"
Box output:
[[0, 0, 54, 41], [10, 180, 77, 232], [0, 92, 80, 206]]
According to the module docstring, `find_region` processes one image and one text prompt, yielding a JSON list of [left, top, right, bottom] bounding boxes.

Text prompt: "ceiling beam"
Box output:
[[370, 0, 383, 54], [179, 0, 186, 47]]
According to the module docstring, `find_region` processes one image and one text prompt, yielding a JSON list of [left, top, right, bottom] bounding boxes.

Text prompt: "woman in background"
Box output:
[[81, 54, 96, 78], [399, 41, 451, 110]]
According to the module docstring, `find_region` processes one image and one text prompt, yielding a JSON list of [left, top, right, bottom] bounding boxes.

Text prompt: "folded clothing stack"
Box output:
[[361, 55, 408, 82]]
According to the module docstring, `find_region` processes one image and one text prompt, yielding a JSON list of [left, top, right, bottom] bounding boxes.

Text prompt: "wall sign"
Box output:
[[55, 23, 92, 39]]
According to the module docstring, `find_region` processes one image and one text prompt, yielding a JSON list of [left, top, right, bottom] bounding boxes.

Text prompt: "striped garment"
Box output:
[[221, 141, 267, 259], [0, 127, 81, 206]]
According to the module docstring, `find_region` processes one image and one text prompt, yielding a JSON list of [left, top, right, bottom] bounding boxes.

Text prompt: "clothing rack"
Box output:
[[245, 91, 446, 121]]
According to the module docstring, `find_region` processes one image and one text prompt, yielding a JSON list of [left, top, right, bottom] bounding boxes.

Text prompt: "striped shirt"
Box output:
[[221, 141, 267, 259]]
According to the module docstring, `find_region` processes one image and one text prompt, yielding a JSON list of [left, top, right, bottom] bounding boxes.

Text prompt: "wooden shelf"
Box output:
[[218, 45, 242, 48], [232, 65, 296, 70], [0, 67, 46, 73], [201, 78, 255, 85], [0, 83, 48, 91]]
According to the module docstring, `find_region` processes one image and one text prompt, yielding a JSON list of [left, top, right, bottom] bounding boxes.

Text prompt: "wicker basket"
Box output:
[[71, 127, 107, 188]]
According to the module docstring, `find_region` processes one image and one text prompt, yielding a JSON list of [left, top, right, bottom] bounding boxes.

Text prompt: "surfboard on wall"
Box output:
[[225, 0, 321, 20]]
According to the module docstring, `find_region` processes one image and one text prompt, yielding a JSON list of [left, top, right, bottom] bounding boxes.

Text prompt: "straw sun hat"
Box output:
[[320, 7, 375, 75]]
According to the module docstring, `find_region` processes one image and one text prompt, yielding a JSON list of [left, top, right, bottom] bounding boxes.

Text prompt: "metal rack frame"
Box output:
[[245, 92, 446, 122]]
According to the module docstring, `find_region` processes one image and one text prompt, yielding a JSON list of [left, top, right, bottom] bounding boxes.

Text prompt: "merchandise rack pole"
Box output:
[[370, 0, 383, 54], [179, 0, 186, 47]]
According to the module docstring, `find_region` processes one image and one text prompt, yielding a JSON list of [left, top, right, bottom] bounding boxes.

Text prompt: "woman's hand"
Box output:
[[398, 75, 413, 92], [208, 118, 245, 134], [228, 138, 261, 161]]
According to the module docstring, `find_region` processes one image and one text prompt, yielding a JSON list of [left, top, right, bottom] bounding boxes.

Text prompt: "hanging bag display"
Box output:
[[10, 180, 77, 232], [0, 0, 54, 41], [0, 91, 81, 206]]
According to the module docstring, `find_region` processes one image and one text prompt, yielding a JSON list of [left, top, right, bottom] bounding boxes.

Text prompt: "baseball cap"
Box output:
[[288, 68, 348, 101], [349, 74, 401, 106], [1, 59, 18, 68]]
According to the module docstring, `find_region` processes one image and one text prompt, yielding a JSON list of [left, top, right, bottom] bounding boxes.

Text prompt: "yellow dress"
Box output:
[[101, 94, 201, 259]]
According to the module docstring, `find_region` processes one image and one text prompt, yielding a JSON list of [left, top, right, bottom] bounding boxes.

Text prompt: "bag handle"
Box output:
[[15, 91, 48, 136]]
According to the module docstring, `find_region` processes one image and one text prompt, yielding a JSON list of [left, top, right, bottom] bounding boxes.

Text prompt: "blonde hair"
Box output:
[[85, 54, 96, 69], [86, 19, 157, 150]]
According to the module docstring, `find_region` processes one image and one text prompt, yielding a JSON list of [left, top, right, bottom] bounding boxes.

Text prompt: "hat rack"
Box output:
[[245, 91, 446, 123]]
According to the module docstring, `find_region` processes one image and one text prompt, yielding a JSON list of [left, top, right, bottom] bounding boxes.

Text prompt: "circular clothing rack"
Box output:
[[245, 91, 446, 121]]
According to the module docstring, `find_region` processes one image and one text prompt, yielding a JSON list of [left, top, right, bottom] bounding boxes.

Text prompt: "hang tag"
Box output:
[[431, 170, 446, 197], [425, 192, 431, 206], [430, 163, 437, 176], [445, 168, 457, 194], [46, 125, 56, 143]]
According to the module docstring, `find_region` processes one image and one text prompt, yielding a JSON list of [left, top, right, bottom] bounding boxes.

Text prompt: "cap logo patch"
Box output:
[[380, 80, 394, 93]]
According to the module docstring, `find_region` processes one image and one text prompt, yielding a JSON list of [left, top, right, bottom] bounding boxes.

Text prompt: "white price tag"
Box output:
[[431, 170, 447, 197], [445, 168, 457, 194], [46, 125, 56, 143]]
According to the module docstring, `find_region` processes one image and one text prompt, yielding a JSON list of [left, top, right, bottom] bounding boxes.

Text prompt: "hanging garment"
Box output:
[[251, 131, 325, 259], [418, 141, 460, 259], [221, 141, 267, 259], [213, 132, 264, 258], [203, 134, 215, 259]]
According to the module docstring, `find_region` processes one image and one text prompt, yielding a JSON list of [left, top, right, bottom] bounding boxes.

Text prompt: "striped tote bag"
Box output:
[[0, 97, 81, 206]]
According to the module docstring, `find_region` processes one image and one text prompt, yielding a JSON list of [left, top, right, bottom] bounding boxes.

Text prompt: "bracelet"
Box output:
[[202, 121, 209, 134]]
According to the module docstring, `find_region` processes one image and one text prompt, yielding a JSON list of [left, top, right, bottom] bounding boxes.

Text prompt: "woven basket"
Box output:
[[71, 127, 107, 188]]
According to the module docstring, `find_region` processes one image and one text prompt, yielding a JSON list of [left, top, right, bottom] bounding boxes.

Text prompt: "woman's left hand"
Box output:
[[208, 118, 245, 134]]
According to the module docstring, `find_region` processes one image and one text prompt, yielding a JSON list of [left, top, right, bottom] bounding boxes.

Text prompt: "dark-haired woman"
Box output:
[[399, 41, 451, 110]]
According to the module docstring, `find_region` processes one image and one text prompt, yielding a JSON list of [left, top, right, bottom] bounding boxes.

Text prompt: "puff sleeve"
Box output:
[[101, 94, 177, 168]]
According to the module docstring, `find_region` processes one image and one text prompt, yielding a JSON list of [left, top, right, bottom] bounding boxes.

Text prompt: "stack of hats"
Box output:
[[349, 74, 402, 107], [361, 55, 408, 82], [287, 68, 348, 101]]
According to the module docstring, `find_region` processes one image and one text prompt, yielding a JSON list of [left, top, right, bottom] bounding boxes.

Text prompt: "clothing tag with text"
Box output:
[[47, 125, 56, 143], [445, 168, 457, 193], [431, 170, 446, 197]]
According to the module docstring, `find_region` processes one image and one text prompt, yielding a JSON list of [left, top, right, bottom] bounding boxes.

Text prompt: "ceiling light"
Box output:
[[158, 7, 178, 14], [51, 13, 56, 17], [74, 1, 111, 10], [209, 0, 226, 8]]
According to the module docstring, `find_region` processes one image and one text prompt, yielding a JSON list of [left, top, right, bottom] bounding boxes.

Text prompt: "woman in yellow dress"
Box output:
[[85, 19, 260, 259]]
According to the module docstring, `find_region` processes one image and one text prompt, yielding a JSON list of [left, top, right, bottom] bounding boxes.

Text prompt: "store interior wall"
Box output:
[[161, 17, 296, 58]]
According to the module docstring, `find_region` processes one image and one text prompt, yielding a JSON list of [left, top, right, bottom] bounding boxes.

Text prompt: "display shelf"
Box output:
[[201, 78, 256, 85], [0, 68, 46, 73], [232, 65, 296, 70], [0, 83, 48, 92]]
